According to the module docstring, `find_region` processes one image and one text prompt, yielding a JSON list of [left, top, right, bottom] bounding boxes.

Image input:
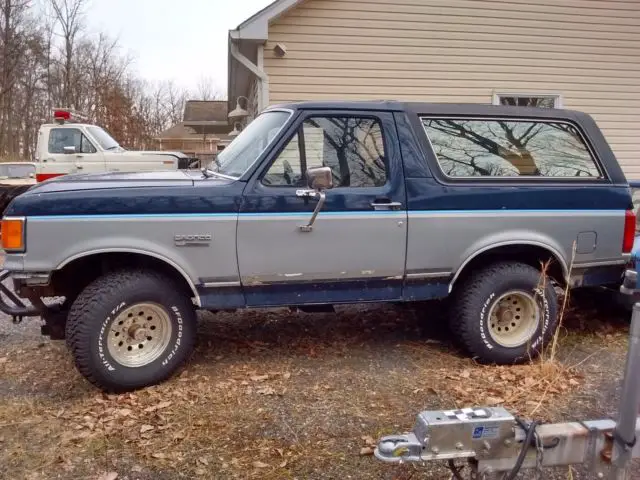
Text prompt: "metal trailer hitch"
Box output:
[[0, 269, 41, 322], [375, 254, 640, 479]]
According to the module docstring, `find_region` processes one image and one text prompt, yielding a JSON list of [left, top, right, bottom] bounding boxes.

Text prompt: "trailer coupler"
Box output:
[[0, 269, 41, 321]]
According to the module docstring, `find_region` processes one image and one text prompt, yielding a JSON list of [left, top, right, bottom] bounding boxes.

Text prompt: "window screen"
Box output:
[[422, 118, 600, 178]]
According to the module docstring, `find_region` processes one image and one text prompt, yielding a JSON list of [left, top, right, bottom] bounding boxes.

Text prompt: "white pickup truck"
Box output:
[[32, 109, 195, 182], [0, 109, 199, 214]]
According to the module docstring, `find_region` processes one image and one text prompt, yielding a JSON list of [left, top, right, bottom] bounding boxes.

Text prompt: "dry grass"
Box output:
[[0, 297, 631, 480]]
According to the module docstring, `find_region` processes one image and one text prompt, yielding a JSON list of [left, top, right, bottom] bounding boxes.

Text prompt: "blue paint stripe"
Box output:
[[28, 208, 624, 221]]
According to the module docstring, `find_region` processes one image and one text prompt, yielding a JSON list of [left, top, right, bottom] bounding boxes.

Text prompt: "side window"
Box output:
[[422, 118, 601, 178], [48, 128, 97, 154], [263, 116, 387, 188]]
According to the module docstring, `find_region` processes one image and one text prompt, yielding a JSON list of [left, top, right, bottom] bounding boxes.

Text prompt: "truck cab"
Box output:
[[34, 109, 193, 182], [0, 101, 634, 393]]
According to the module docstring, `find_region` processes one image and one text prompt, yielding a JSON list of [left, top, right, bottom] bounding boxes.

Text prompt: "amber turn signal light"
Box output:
[[1, 218, 25, 251]]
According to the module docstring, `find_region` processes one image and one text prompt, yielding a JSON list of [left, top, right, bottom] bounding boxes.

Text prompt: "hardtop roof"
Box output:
[[266, 100, 591, 121]]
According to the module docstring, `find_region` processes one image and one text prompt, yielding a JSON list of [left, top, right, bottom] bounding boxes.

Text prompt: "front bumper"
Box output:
[[0, 269, 41, 319]]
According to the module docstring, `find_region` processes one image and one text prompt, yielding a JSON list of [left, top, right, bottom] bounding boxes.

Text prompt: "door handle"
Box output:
[[371, 200, 402, 211], [76, 164, 84, 169]]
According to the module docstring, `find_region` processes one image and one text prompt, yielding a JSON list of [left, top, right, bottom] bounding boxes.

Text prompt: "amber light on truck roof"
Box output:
[[1, 218, 25, 252]]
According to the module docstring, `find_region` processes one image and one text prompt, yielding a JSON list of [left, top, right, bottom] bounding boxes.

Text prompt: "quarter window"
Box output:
[[422, 118, 601, 178], [263, 116, 387, 188], [48, 128, 96, 154]]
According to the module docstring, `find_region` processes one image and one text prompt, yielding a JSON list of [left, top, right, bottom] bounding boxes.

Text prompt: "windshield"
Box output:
[[215, 110, 291, 178], [87, 126, 122, 151]]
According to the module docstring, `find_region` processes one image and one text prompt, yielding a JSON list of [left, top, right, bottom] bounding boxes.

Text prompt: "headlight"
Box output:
[[1, 217, 25, 252]]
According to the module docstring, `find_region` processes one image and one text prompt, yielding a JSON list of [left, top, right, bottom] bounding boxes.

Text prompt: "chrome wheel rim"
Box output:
[[106, 303, 172, 367], [487, 291, 540, 348]]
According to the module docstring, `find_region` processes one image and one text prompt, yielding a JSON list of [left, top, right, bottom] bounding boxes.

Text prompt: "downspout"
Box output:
[[230, 40, 269, 112]]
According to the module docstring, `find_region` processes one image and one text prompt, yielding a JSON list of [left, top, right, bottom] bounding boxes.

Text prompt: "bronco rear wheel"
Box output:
[[450, 261, 558, 364], [66, 269, 197, 392]]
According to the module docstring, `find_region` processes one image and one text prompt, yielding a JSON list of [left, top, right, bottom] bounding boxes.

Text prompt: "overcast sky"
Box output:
[[83, 0, 273, 94]]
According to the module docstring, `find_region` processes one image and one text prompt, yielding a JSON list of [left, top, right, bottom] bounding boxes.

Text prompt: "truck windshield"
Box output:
[[87, 126, 122, 151], [214, 110, 292, 179]]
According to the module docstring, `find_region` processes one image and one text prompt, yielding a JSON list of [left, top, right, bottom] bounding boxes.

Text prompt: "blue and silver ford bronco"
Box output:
[[1, 101, 635, 392]]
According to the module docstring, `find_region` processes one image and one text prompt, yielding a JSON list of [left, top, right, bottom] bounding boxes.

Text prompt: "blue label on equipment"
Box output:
[[472, 425, 499, 439]]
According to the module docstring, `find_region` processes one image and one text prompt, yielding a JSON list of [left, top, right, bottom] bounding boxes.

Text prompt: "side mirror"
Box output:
[[306, 166, 333, 191], [63, 146, 76, 154]]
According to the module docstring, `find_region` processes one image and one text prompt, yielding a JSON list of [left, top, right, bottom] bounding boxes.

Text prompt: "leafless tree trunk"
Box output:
[[49, 0, 84, 107]]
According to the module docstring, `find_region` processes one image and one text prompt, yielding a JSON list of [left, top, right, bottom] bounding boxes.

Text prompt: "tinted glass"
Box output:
[[263, 116, 387, 188], [422, 119, 600, 178]]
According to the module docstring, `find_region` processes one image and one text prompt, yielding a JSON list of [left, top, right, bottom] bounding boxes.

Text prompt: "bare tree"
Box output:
[[194, 75, 224, 101], [49, 0, 84, 107]]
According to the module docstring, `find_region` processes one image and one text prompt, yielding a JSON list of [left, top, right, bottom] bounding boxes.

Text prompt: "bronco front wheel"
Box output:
[[65, 269, 197, 392]]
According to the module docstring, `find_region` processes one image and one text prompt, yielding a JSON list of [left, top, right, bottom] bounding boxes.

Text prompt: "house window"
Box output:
[[493, 94, 562, 109], [422, 118, 601, 178], [262, 116, 387, 188]]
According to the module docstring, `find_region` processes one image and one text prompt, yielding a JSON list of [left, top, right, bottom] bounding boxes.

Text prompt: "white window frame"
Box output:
[[492, 92, 563, 108]]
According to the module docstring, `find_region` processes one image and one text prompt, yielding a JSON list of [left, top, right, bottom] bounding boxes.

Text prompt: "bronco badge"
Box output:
[[174, 234, 212, 247]]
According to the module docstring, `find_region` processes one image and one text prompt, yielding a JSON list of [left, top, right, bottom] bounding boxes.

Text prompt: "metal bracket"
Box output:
[[296, 189, 325, 232]]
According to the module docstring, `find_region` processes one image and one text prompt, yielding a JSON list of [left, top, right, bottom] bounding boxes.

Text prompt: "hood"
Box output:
[[120, 150, 188, 159], [26, 170, 200, 194]]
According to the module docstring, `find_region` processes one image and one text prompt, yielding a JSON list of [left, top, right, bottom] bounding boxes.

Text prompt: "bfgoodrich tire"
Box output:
[[65, 269, 197, 392], [450, 262, 558, 364]]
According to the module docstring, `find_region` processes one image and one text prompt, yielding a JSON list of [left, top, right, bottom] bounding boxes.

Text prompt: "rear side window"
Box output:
[[422, 118, 601, 179]]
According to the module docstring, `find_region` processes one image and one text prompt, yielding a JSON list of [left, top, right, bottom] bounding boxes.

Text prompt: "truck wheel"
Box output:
[[65, 269, 197, 392], [451, 262, 558, 364]]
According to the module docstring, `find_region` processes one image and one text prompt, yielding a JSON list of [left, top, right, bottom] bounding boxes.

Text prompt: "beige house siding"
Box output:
[[263, 0, 640, 178]]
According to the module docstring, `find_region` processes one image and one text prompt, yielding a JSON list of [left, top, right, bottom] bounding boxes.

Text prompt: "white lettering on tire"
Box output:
[[479, 292, 495, 350], [162, 306, 183, 367], [97, 301, 127, 372]]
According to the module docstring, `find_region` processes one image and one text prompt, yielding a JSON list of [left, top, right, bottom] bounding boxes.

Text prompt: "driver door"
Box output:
[[44, 127, 105, 175], [237, 110, 408, 306]]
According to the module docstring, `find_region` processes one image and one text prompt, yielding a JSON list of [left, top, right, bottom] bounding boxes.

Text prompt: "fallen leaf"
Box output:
[[195, 468, 206, 476], [117, 408, 132, 417], [283, 372, 291, 380], [197, 457, 209, 466], [279, 460, 288, 468], [485, 396, 505, 406], [257, 386, 275, 395], [569, 378, 580, 386], [151, 453, 166, 459], [460, 370, 471, 379], [96, 472, 118, 480], [252, 461, 269, 468], [131, 466, 143, 473], [361, 435, 375, 445], [250, 374, 269, 382], [140, 425, 154, 434], [156, 401, 172, 410], [0, 357, 7, 364], [360, 447, 374, 456]]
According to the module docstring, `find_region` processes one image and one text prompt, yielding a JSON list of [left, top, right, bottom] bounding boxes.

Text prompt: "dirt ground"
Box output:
[[0, 293, 639, 480]]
